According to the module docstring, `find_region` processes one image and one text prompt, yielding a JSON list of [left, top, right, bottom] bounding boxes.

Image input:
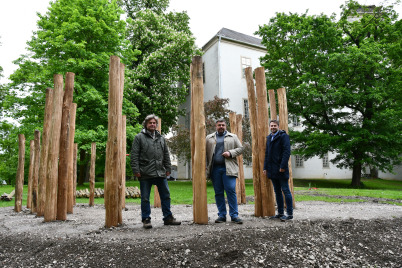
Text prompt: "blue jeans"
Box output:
[[211, 165, 239, 219], [140, 178, 172, 221], [270, 177, 293, 216]]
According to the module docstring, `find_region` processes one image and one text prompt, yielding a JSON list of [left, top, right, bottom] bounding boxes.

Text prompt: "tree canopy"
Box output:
[[256, 0, 402, 186]]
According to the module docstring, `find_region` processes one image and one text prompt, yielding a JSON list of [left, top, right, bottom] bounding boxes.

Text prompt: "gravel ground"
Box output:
[[0, 201, 401, 267]]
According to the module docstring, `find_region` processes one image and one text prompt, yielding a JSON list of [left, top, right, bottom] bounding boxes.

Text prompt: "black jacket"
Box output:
[[263, 130, 291, 179]]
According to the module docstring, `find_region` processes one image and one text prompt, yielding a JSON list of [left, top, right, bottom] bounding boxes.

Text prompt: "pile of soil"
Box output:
[[0, 201, 401, 267]]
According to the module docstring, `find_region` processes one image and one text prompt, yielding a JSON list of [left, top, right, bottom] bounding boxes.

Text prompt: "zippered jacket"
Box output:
[[130, 129, 171, 180], [206, 132, 244, 178]]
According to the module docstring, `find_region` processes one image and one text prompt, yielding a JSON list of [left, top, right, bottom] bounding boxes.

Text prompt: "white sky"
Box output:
[[0, 0, 400, 84]]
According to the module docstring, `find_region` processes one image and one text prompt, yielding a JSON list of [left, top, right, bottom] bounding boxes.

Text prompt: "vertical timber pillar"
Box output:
[[236, 114, 246, 204], [255, 67, 275, 216], [31, 130, 41, 213], [191, 56, 208, 224], [73, 143, 78, 205], [27, 140, 35, 209], [245, 67, 262, 217], [14, 134, 25, 212], [44, 74, 64, 222], [67, 103, 77, 214], [37, 88, 54, 217], [121, 115, 127, 210], [105, 56, 123, 228], [228, 112, 241, 204], [89, 143, 96, 207]]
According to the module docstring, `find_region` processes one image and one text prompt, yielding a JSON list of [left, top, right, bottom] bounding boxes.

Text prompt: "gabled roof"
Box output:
[[202, 27, 265, 51]]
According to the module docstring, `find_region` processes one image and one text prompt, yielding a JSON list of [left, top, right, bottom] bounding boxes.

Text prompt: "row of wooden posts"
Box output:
[[14, 55, 293, 227]]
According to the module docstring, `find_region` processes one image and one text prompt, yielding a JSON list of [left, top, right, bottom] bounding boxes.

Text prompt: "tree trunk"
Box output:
[[27, 140, 35, 209], [67, 103, 77, 214], [31, 130, 41, 213], [351, 161, 362, 187], [14, 134, 25, 212], [89, 143, 96, 207], [78, 149, 87, 186]]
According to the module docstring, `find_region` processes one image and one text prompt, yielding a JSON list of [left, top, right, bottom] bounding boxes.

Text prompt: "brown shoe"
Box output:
[[164, 215, 181, 225], [142, 218, 152, 229]]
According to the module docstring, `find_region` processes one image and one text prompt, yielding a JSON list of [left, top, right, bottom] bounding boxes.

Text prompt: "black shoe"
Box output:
[[215, 216, 226, 223], [231, 217, 243, 224], [164, 215, 181, 225], [269, 214, 284, 220], [280, 215, 293, 222], [142, 218, 152, 229]]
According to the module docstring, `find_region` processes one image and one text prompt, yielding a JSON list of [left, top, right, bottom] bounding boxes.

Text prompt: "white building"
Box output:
[[177, 28, 401, 180]]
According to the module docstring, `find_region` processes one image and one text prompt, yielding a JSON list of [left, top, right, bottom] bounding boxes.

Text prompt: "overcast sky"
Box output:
[[0, 0, 400, 84]]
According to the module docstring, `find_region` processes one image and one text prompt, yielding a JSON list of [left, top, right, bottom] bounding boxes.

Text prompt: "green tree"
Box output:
[[256, 0, 402, 186], [3, 0, 141, 185], [122, 0, 201, 132]]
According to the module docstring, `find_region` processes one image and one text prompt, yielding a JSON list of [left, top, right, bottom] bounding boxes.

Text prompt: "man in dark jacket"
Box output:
[[263, 120, 293, 221], [130, 114, 181, 229]]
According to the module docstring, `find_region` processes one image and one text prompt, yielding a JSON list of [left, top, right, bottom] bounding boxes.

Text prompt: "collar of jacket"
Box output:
[[207, 131, 235, 139], [269, 130, 286, 140], [141, 128, 161, 138]]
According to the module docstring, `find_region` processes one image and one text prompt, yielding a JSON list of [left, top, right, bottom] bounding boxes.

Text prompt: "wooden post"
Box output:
[[14, 134, 25, 212], [276, 87, 295, 208], [255, 67, 275, 216], [73, 143, 78, 205], [89, 143, 96, 207], [236, 114, 246, 204], [121, 115, 127, 210], [229, 112, 241, 204], [268, 90, 277, 120], [57, 72, 75, 221], [244, 67, 262, 217], [37, 88, 54, 217], [31, 130, 41, 213], [190, 64, 196, 216], [153, 118, 162, 208], [44, 74, 64, 222], [105, 56, 123, 228], [67, 103, 77, 214], [27, 140, 35, 209], [191, 56, 208, 224], [117, 62, 124, 225]]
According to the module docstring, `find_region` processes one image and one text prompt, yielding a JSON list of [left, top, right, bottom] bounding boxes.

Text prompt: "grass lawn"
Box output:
[[1, 178, 401, 208]]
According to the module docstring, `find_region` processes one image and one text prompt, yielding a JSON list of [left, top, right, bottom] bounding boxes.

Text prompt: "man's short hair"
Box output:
[[215, 118, 226, 124], [142, 114, 159, 128], [270, 119, 279, 126]]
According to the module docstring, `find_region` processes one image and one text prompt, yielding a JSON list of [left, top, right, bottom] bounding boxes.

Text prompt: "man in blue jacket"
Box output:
[[263, 120, 293, 221]]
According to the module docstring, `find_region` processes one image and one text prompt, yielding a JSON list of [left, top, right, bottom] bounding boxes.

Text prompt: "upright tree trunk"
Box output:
[[236, 114, 246, 204], [27, 140, 35, 209], [89, 143, 96, 207], [14, 134, 25, 213], [67, 103, 77, 214], [351, 161, 362, 187], [31, 130, 41, 213]]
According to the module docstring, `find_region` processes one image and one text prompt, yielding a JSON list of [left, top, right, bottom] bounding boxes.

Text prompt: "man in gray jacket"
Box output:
[[206, 119, 244, 224], [130, 114, 180, 229]]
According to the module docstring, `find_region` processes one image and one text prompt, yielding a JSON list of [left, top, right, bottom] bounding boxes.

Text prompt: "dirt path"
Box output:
[[0, 202, 401, 267]]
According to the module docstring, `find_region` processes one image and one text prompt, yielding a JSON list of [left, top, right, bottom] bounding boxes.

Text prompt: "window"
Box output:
[[241, 56, 251, 77], [243, 99, 249, 119], [295, 155, 304, 168], [322, 153, 329, 168]]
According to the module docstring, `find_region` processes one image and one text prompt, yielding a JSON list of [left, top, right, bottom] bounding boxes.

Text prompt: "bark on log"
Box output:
[[255, 67, 275, 216], [121, 115, 126, 209], [37, 88, 54, 217], [236, 114, 246, 204], [89, 143, 96, 207], [14, 134, 25, 212], [67, 103, 77, 214], [191, 56, 208, 224], [31, 130, 41, 213], [73, 143, 78, 205], [229, 113, 241, 205], [104, 56, 123, 228], [27, 140, 35, 209], [245, 67, 262, 217], [44, 74, 64, 222]]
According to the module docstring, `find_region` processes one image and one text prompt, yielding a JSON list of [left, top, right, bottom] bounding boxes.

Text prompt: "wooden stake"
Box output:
[[255, 67, 275, 216], [276, 87, 295, 208], [37, 88, 54, 217], [117, 62, 124, 225], [73, 143, 78, 205], [236, 114, 246, 204], [190, 64, 196, 217], [244, 67, 262, 217], [27, 140, 35, 209], [14, 134, 25, 212], [153, 118, 162, 208], [191, 56, 208, 224], [105, 56, 123, 228], [121, 115, 127, 210], [268, 90, 277, 120], [89, 143, 96, 207], [67, 103, 77, 214], [57, 72, 75, 221], [31, 130, 41, 213], [229, 112, 241, 205], [44, 74, 64, 222]]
